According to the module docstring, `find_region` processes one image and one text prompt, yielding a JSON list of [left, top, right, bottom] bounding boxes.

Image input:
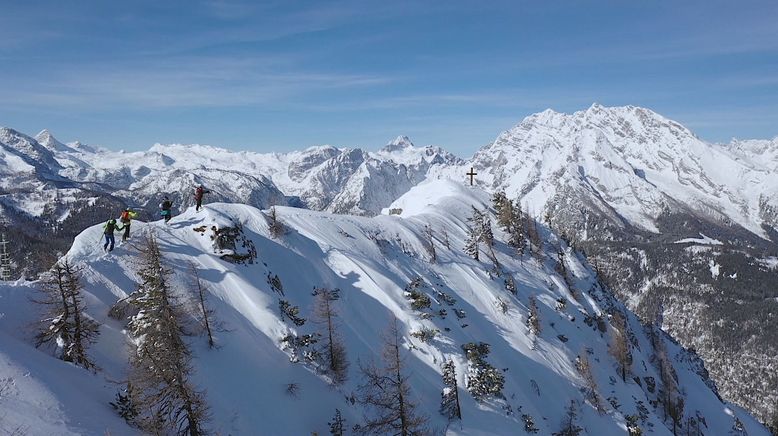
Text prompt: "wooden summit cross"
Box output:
[[466, 167, 477, 186]]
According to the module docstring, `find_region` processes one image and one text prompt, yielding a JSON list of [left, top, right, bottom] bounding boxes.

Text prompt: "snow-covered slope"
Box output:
[[0, 180, 767, 435]]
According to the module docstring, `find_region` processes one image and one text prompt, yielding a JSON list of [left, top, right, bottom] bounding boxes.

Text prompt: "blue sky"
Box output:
[[1, 0, 777, 156]]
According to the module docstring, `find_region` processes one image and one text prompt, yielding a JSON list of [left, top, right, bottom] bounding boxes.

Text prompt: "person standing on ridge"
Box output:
[[194, 185, 210, 212], [119, 207, 138, 241], [160, 196, 173, 224], [103, 218, 118, 251]]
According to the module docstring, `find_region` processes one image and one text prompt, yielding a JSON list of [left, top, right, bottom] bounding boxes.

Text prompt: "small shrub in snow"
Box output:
[[405, 290, 431, 310], [393, 233, 416, 257], [530, 379, 540, 397], [626, 415, 642, 435], [285, 382, 300, 398], [504, 275, 517, 295], [328, 408, 346, 436], [110, 382, 139, 424], [410, 327, 439, 343], [278, 299, 306, 326], [461, 342, 505, 400], [404, 277, 432, 311], [280, 333, 321, 364], [527, 295, 541, 335], [495, 297, 509, 314], [267, 273, 284, 296], [434, 289, 457, 306], [522, 413, 539, 433]]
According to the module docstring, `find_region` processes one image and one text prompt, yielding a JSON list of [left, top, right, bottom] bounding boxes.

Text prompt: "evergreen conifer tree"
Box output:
[[609, 312, 632, 382], [190, 262, 217, 348], [480, 214, 494, 249], [440, 359, 462, 422], [267, 206, 284, 238], [328, 408, 346, 436], [126, 235, 209, 435], [313, 288, 349, 385], [35, 258, 99, 370], [441, 227, 451, 250], [507, 202, 526, 255], [357, 317, 430, 435], [423, 224, 437, 263], [667, 396, 684, 436], [527, 295, 541, 336], [464, 207, 482, 261], [576, 352, 605, 414], [553, 400, 583, 436]]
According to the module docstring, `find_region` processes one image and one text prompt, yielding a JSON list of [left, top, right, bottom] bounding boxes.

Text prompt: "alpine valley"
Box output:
[[1, 104, 776, 434]]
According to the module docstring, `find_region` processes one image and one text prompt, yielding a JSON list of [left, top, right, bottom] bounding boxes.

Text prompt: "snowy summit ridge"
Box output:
[[0, 181, 767, 435]]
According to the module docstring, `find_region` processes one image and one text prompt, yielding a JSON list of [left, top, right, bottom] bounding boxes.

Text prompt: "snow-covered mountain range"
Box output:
[[1, 104, 777, 425], [0, 181, 767, 435], [460, 103, 778, 238]]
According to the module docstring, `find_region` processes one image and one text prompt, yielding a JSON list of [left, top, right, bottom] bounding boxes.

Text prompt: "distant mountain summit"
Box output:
[[381, 135, 415, 152], [464, 103, 778, 237]]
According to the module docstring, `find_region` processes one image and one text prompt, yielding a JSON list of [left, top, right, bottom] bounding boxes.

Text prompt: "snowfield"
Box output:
[[674, 233, 724, 246], [0, 180, 768, 435]]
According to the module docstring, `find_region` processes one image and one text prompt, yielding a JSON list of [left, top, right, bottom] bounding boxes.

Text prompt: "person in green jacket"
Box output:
[[103, 218, 119, 251]]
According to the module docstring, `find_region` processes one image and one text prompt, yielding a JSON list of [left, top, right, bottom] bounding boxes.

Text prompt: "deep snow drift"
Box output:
[[0, 180, 768, 435]]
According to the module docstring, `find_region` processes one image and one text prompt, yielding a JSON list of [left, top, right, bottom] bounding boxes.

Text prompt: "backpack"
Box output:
[[120, 211, 131, 222], [105, 220, 116, 233]]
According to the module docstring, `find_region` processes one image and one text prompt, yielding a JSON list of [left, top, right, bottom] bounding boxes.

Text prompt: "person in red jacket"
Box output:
[[119, 208, 138, 241], [194, 185, 210, 212]]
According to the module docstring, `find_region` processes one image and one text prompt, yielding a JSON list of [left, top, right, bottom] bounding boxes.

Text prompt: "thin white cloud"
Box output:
[[2, 55, 393, 109]]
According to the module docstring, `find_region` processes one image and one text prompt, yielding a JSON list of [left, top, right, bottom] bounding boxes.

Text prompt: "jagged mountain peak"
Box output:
[[0, 126, 26, 142], [382, 135, 415, 152], [35, 128, 56, 144], [34, 129, 72, 153], [0, 126, 63, 172]]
